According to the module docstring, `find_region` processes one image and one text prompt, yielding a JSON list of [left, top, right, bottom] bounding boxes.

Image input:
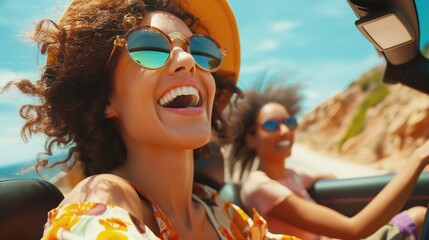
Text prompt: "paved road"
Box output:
[[288, 143, 388, 179]]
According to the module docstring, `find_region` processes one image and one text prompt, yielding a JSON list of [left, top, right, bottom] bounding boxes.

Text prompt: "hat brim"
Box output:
[[53, 0, 240, 88], [184, 0, 240, 86]]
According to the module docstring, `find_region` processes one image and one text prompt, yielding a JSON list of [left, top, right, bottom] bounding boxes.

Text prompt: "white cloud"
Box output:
[[317, 6, 347, 18], [0, 69, 31, 84], [0, 69, 36, 105], [0, 1, 66, 26], [0, 113, 46, 165], [271, 20, 298, 32], [310, 1, 349, 19], [304, 90, 321, 100], [250, 21, 300, 52], [240, 58, 296, 74], [0, 68, 42, 166], [256, 39, 279, 51]]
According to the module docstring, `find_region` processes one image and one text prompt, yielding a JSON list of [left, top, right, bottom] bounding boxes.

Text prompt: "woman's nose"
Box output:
[[167, 46, 196, 74], [279, 124, 292, 135]]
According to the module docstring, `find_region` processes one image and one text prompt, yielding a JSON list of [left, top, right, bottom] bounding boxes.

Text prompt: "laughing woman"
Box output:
[[5, 0, 298, 239], [229, 84, 429, 240]]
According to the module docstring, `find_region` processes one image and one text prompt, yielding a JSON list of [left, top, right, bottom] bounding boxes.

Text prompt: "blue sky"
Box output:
[[0, 0, 425, 166], [229, 0, 383, 105]]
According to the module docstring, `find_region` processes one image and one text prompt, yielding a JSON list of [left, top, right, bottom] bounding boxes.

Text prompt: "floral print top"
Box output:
[[42, 183, 299, 240]]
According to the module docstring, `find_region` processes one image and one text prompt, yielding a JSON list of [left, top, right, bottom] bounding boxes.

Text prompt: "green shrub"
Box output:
[[338, 69, 389, 150]]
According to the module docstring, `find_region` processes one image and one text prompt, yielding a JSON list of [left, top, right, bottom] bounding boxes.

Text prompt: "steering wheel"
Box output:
[[420, 203, 429, 239]]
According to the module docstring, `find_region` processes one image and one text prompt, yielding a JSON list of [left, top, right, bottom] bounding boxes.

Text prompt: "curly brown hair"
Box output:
[[227, 75, 303, 180], [4, 0, 240, 176]]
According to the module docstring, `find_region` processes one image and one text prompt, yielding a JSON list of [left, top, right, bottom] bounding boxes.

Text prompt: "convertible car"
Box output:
[[221, 0, 429, 238], [1, 0, 429, 239]]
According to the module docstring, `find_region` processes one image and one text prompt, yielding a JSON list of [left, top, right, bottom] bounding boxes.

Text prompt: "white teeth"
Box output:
[[159, 86, 200, 107], [277, 140, 291, 148]]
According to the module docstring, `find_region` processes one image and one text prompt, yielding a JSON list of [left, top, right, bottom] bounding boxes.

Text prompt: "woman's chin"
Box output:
[[164, 131, 211, 150], [182, 136, 211, 150]]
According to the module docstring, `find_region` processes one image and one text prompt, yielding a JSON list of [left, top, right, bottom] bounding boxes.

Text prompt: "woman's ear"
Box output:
[[246, 131, 257, 149], [104, 102, 118, 118]]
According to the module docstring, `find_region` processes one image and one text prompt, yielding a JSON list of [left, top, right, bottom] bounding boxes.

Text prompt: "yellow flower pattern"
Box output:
[[42, 184, 300, 240]]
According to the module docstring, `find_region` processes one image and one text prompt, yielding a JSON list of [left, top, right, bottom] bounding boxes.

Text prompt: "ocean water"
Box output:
[[0, 157, 64, 180]]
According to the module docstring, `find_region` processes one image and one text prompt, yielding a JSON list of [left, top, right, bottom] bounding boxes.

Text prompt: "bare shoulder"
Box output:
[[61, 173, 143, 219]]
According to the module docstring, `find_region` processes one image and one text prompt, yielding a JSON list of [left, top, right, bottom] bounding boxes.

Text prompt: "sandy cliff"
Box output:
[[297, 65, 429, 172]]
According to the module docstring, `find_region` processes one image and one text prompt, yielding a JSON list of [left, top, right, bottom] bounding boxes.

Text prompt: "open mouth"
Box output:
[[158, 86, 201, 108], [277, 140, 292, 148]]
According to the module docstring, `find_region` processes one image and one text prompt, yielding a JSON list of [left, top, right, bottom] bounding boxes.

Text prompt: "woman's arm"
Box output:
[[292, 168, 335, 189], [268, 140, 429, 239]]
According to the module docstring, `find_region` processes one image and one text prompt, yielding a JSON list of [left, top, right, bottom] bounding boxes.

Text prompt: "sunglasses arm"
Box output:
[[104, 35, 126, 70]]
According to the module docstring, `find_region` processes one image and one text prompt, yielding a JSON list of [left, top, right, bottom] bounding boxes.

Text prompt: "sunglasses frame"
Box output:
[[105, 26, 227, 72], [260, 117, 298, 133]]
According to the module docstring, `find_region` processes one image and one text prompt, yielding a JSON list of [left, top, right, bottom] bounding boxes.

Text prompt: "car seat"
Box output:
[[194, 141, 226, 191], [219, 182, 251, 214], [0, 178, 64, 240]]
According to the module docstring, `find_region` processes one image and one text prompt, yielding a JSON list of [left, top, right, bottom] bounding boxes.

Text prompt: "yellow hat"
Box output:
[[183, 0, 241, 86], [49, 0, 240, 89]]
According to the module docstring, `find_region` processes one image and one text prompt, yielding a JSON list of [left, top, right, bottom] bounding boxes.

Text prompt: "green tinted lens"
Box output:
[[127, 29, 170, 69], [189, 36, 222, 71]]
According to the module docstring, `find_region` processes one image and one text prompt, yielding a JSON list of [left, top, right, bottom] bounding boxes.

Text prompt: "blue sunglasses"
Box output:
[[261, 117, 298, 132], [106, 26, 226, 72]]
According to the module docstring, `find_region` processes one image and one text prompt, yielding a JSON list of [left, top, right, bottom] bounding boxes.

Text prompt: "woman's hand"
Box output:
[[409, 139, 429, 166]]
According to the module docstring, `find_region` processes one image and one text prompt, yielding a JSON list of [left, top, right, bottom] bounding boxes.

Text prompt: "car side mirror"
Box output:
[[347, 0, 429, 94]]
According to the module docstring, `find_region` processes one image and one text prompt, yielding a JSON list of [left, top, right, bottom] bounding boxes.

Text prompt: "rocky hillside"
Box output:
[[296, 63, 429, 172]]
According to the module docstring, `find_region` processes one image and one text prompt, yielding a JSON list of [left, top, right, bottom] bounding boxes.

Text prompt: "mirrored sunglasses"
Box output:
[[106, 26, 226, 72], [261, 117, 298, 132]]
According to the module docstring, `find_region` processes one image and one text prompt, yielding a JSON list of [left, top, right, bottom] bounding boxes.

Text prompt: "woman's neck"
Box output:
[[113, 143, 195, 218], [258, 156, 287, 180], [112, 142, 219, 239]]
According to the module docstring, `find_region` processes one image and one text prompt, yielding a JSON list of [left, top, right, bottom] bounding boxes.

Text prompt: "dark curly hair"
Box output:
[[227, 75, 303, 180], [4, 0, 240, 176]]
